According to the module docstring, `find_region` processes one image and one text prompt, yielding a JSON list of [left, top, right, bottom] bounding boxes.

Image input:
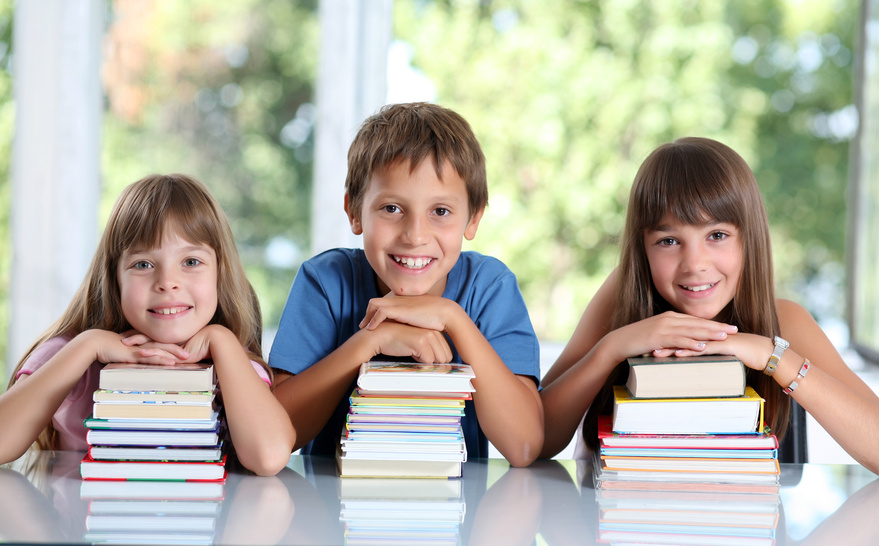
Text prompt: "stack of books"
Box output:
[[338, 478, 465, 545], [80, 478, 225, 544], [80, 362, 227, 482], [593, 355, 781, 543], [336, 361, 475, 478]]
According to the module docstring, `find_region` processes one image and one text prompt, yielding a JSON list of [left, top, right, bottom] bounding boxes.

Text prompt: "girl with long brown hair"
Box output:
[[540, 137, 879, 472]]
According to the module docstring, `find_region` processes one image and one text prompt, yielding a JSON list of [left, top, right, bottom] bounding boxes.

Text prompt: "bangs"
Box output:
[[108, 175, 224, 258], [635, 143, 744, 230]]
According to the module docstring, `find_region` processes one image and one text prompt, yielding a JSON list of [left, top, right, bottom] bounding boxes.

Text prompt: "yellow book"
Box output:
[[612, 386, 765, 435]]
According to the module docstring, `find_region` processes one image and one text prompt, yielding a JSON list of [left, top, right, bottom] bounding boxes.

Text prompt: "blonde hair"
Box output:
[[345, 102, 488, 219], [583, 137, 790, 448], [8, 174, 268, 449]]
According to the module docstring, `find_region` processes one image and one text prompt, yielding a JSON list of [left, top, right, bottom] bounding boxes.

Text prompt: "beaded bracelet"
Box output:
[[783, 358, 810, 395]]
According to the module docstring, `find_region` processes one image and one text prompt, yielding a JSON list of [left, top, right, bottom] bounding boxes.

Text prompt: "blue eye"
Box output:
[[133, 261, 153, 270], [184, 258, 202, 267]]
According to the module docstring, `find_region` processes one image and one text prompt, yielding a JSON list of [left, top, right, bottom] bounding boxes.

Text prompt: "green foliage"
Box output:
[[0, 0, 858, 379], [394, 0, 856, 340], [102, 0, 319, 330]]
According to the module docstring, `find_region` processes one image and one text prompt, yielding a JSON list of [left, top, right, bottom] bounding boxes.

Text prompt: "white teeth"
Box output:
[[683, 283, 715, 292], [394, 256, 433, 269], [154, 307, 186, 315]]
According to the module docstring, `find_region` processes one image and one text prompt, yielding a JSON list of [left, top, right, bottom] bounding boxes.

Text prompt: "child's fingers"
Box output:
[[412, 335, 452, 363], [138, 343, 190, 360], [121, 333, 152, 346], [133, 349, 179, 366], [360, 298, 393, 329], [360, 307, 389, 330]]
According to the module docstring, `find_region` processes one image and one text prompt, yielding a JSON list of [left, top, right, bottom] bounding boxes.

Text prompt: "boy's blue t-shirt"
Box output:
[[269, 248, 540, 459]]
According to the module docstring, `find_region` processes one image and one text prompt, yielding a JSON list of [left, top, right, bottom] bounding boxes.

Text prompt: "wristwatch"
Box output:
[[763, 336, 789, 376]]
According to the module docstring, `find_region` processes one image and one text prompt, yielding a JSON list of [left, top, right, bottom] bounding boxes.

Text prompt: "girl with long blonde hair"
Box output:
[[1, 174, 294, 475]]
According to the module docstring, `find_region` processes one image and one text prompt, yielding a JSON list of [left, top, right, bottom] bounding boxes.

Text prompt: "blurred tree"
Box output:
[[0, 0, 856, 377], [102, 0, 318, 329], [393, 0, 855, 341]]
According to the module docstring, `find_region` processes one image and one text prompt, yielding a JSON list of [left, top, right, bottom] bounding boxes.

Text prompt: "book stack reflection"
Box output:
[[80, 479, 225, 545], [338, 478, 464, 546]]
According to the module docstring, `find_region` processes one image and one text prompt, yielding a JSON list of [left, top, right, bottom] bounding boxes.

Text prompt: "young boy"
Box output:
[[269, 102, 543, 467]]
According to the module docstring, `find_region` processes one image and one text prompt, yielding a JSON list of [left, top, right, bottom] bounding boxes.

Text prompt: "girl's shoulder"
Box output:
[[19, 336, 74, 376], [775, 298, 816, 324], [775, 298, 826, 345]]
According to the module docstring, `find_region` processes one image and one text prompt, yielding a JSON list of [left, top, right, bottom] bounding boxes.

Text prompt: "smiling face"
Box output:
[[118, 225, 219, 344], [346, 158, 483, 296], [644, 214, 744, 321]]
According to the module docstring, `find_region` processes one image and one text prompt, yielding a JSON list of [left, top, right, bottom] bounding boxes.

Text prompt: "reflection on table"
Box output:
[[0, 451, 877, 545]]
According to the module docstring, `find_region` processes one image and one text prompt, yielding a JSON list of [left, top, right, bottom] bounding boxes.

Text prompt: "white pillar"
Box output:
[[311, 0, 393, 255], [8, 0, 103, 374]]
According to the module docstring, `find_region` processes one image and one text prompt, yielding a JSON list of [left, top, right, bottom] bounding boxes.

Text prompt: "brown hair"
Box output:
[[345, 102, 488, 219], [8, 174, 268, 449], [583, 137, 790, 448]]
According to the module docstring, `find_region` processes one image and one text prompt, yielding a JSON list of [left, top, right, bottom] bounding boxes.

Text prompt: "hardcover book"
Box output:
[[93, 389, 216, 404], [598, 416, 779, 450], [356, 361, 475, 393], [80, 454, 228, 481], [84, 413, 220, 430], [625, 355, 746, 399], [336, 447, 462, 478], [599, 454, 781, 474], [88, 443, 224, 462], [92, 402, 217, 420], [99, 362, 216, 392], [612, 386, 764, 435], [86, 428, 222, 447]]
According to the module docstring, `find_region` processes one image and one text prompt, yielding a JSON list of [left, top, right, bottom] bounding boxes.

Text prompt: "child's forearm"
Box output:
[[539, 337, 622, 458], [272, 328, 380, 452], [776, 349, 879, 473], [444, 312, 544, 466], [0, 332, 106, 463], [205, 326, 295, 476]]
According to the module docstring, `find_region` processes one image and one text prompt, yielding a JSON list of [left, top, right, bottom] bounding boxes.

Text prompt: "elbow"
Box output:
[[505, 435, 543, 468], [238, 433, 296, 477], [240, 447, 293, 477], [858, 455, 879, 475]]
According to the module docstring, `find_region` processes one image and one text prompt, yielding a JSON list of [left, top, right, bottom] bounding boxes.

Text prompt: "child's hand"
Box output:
[[369, 321, 453, 363], [607, 311, 738, 362], [360, 294, 458, 332], [687, 333, 774, 371], [89, 329, 186, 365], [178, 324, 233, 364]]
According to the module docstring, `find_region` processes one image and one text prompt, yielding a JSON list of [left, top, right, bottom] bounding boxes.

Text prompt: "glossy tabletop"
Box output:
[[2, 451, 877, 545]]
